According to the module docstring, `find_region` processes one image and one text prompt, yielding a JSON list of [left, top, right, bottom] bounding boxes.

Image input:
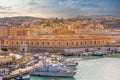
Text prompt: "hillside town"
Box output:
[[0, 0, 120, 79], [0, 16, 120, 36]]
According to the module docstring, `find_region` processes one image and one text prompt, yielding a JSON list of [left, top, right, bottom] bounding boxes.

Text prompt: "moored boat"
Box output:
[[15, 76, 30, 80], [92, 51, 103, 56], [30, 64, 76, 77]]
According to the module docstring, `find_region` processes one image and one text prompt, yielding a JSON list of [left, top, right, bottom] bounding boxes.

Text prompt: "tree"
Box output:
[[1, 48, 8, 52]]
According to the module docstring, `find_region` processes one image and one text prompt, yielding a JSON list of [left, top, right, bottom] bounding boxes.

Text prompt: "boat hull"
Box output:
[[30, 71, 76, 77]]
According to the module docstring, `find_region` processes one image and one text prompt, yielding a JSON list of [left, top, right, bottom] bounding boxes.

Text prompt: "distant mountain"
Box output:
[[76, 15, 120, 18], [0, 16, 40, 27], [0, 16, 120, 28]]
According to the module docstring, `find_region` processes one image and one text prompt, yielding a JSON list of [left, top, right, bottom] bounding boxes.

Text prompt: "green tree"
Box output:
[[1, 48, 8, 52]]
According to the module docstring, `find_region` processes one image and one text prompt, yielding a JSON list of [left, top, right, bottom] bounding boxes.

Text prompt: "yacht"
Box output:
[[30, 63, 76, 77], [92, 51, 103, 56], [65, 61, 78, 67], [30, 56, 76, 77]]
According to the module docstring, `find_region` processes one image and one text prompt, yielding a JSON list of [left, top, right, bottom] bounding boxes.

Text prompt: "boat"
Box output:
[[92, 51, 103, 56], [30, 58, 76, 77], [15, 76, 30, 80], [65, 61, 78, 67], [0, 69, 10, 76], [30, 64, 76, 77]]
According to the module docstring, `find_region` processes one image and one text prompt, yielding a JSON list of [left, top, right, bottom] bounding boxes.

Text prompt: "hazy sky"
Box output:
[[0, 0, 120, 18]]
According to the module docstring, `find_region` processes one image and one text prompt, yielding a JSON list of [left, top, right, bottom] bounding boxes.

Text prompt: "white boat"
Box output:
[[30, 58, 76, 77], [65, 61, 78, 67], [30, 64, 76, 77], [30, 53, 77, 77]]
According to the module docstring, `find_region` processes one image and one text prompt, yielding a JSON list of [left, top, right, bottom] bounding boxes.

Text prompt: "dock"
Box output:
[[2, 61, 42, 80], [2, 67, 31, 80]]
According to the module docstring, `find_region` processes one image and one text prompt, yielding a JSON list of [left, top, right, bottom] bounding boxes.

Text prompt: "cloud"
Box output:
[[0, 0, 120, 18], [0, 6, 11, 10], [0, 11, 20, 14]]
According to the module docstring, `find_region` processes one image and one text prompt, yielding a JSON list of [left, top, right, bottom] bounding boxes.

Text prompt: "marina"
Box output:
[[0, 51, 119, 80], [14, 58, 120, 80], [0, 1, 120, 80]]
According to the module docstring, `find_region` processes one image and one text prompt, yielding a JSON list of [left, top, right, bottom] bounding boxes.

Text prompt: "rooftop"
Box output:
[[3, 35, 113, 41]]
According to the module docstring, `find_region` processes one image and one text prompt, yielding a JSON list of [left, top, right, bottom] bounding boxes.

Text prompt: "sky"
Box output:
[[0, 0, 120, 18]]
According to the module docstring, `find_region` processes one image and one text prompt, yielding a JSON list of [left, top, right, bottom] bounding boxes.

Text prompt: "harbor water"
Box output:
[[17, 58, 120, 80]]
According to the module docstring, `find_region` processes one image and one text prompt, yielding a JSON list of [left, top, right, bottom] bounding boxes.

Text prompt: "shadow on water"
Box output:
[[30, 76, 76, 80]]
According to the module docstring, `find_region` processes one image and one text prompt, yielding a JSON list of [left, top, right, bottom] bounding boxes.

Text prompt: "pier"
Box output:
[[2, 67, 31, 80], [2, 60, 42, 80]]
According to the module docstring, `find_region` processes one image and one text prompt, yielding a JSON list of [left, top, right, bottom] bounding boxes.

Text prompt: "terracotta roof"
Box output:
[[3, 35, 112, 41]]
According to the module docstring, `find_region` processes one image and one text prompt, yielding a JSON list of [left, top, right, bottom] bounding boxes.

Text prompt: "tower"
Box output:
[[19, 42, 28, 52]]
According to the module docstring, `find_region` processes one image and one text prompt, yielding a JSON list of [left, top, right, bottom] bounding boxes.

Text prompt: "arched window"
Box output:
[[99, 41, 100, 44], [31, 42, 33, 45], [81, 42, 82, 45], [67, 42, 68, 46], [72, 42, 73, 45], [42, 42, 44, 45], [6, 41, 8, 44], [12, 42, 14, 45], [94, 41, 96, 44], [16, 42, 18, 45], [59, 42, 60, 46], [37, 42, 39, 45], [76, 42, 78, 46], [85, 41, 87, 45], [47, 42, 49, 45], [21, 42, 23, 44]]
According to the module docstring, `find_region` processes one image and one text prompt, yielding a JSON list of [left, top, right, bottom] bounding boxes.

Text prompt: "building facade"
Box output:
[[2, 35, 115, 52], [0, 40, 1, 50], [0, 27, 38, 37]]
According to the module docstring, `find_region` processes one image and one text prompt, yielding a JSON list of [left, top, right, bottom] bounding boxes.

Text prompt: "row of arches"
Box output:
[[5, 39, 107, 48]]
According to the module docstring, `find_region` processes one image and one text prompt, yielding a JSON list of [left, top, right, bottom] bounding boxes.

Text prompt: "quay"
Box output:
[[2, 60, 42, 80], [2, 66, 31, 80]]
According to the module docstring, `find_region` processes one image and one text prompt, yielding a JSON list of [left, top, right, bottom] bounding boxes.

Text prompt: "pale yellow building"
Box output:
[[2, 35, 115, 52], [0, 26, 38, 37]]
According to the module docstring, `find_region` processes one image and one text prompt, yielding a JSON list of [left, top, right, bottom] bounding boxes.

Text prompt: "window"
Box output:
[[31, 42, 33, 45], [21, 42, 23, 44], [85, 41, 87, 44], [47, 42, 49, 45], [67, 42, 68, 46], [99, 41, 100, 44], [103, 41, 105, 43], [12, 42, 14, 45], [16, 42, 18, 45], [81, 42, 82, 45], [90, 41, 92, 44], [94, 41, 96, 44], [59, 42, 60, 46], [72, 42, 73, 45], [76, 42, 78, 46], [6, 41, 8, 45], [42, 42, 44, 45], [37, 42, 39, 45]]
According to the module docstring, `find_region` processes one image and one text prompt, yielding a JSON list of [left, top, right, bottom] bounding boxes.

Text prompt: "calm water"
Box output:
[[16, 58, 120, 80]]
